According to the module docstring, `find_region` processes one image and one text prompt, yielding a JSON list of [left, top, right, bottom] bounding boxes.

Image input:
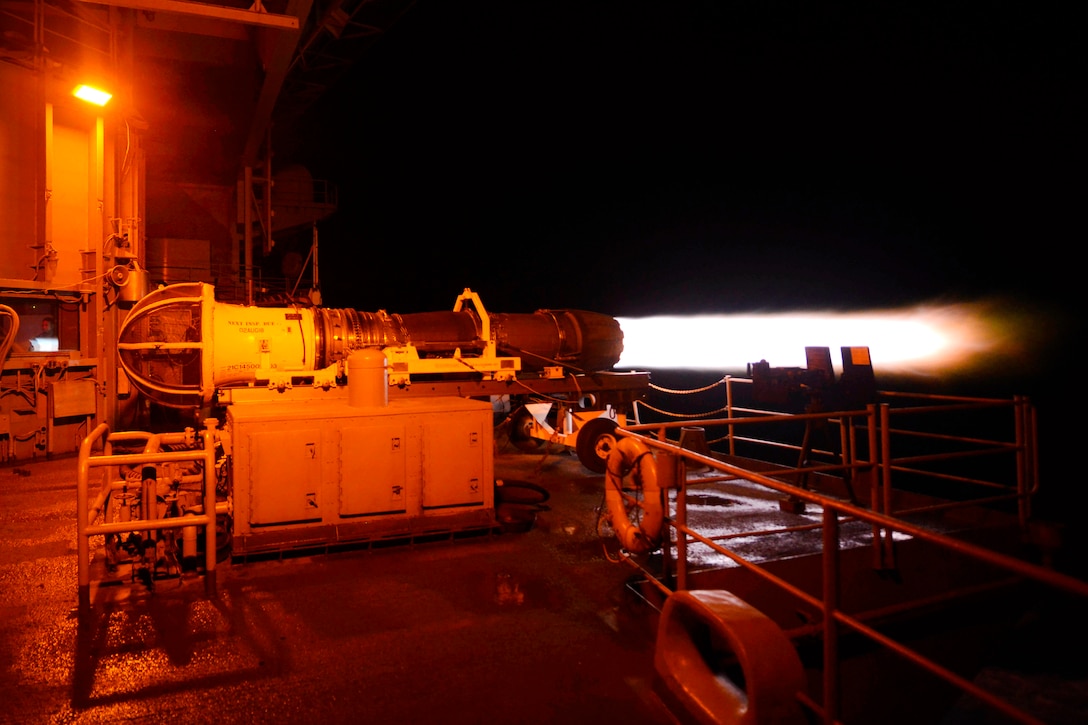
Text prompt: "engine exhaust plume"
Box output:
[[615, 299, 1034, 378]]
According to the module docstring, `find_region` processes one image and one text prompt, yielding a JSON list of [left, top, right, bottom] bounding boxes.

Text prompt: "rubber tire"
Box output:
[[576, 417, 619, 474]]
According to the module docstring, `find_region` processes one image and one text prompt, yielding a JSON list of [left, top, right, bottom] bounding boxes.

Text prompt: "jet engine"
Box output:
[[116, 282, 625, 408]]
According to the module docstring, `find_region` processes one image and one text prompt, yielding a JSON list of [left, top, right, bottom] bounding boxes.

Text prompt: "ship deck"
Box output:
[[2, 445, 1087, 724]]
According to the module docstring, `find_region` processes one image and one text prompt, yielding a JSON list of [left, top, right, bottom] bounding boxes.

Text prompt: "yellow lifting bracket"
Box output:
[[383, 288, 522, 386]]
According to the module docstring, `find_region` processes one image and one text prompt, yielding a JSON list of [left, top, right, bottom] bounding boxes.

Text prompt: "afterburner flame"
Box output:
[[616, 302, 1008, 375]]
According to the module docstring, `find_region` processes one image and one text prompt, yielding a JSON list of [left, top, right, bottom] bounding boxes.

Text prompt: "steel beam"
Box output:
[[77, 0, 300, 30]]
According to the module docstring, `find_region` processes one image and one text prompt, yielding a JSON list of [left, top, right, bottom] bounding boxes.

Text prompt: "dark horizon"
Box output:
[[285, 3, 1078, 322]]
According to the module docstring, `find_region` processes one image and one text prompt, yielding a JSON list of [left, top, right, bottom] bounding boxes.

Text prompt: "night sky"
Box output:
[[287, 4, 1079, 393], [292, 3, 1079, 317], [283, 1, 1081, 507]]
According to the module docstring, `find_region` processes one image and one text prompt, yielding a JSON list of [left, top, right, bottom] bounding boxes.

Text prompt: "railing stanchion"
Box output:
[[822, 505, 841, 724], [879, 403, 896, 569], [676, 456, 688, 592]]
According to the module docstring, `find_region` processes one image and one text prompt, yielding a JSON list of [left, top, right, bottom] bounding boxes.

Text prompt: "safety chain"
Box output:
[[638, 376, 735, 447], [636, 400, 730, 419], [648, 376, 728, 395]]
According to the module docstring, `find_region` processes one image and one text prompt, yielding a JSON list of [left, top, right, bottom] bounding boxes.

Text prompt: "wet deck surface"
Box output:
[[0, 448, 674, 725], [4, 445, 1088, 724]]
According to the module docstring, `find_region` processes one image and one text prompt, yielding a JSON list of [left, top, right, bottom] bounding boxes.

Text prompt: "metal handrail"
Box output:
[[615, 391, 1079, 725], [635, 379, 1035, 522], [76, 419, 220, 617]]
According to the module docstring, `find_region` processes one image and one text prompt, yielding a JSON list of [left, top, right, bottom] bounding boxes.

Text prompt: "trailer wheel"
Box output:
[[509, 407, 543, 452], [577, 417, 619, 474]]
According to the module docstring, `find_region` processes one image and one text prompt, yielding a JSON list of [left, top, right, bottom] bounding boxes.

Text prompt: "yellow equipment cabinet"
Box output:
[[227, 395, 495, 555], [339, 421, 408, 517]]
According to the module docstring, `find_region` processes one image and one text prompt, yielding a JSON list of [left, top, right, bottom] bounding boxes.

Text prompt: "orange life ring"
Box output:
[[604, 436, 663, 554]]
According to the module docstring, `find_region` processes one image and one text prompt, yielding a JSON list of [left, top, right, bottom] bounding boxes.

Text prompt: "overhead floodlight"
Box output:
[[73, 85, 112, 106]]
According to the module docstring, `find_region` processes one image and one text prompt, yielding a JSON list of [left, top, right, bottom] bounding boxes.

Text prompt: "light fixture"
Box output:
[[72, 85, 112, 106]]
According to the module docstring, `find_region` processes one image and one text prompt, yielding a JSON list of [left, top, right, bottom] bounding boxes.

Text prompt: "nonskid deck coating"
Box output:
[[2, 448, 1087, 724], [0, 451, 673, 725]]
